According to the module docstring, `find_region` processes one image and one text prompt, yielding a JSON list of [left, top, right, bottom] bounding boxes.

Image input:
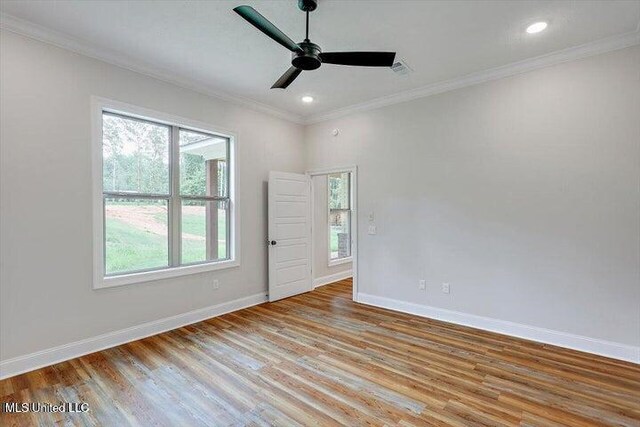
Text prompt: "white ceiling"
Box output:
[[1, 0, 639, 121]]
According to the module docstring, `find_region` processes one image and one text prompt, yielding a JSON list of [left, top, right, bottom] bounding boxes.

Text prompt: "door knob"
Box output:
[[270, 240, 277, 246]]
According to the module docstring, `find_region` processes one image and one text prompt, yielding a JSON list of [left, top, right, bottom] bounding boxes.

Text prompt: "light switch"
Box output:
[[368, 225, 377, 235], [368, 212, 375, 222]]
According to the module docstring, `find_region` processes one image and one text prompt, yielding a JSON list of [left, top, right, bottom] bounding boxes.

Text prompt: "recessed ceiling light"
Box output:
[[526, 21, 548, 34], [301, 96, 314, 103]]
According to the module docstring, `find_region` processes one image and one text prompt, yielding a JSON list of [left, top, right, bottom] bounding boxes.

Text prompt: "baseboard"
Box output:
[[357, 293, 639, 364], [313, 270, 353, 288], [0, 292, 268, 380]]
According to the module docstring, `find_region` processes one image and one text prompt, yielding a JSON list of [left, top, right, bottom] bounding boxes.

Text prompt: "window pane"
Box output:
[[181, 199, 229, 265], [179, 129, 228, 197], [330, 209, 351, 260], [102, 113, 170, 194], [105, 197, 169, 274], [328, 172, 350, 209]]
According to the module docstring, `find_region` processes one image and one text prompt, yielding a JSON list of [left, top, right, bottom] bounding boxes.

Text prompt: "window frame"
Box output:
[[92, 97, 239, 289], [327, 172, 353, 267]]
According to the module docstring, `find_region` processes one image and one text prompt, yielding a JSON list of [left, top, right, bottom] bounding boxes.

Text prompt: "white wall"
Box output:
[[1, 29, 638, 367], [311, 175, 352, 284], [0, 30, 305, 361], [306, 46, 640, 350]]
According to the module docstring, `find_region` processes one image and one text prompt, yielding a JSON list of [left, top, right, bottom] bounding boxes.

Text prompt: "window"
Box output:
[[328, 172, 351, 264], [178, 129, 230, 265], [94, 101, 236, 288]]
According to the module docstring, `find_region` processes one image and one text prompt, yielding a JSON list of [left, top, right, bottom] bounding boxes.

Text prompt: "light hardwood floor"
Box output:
[[1, 278, 639, 426]]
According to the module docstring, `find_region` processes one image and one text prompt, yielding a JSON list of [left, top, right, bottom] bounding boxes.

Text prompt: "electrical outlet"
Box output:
[[368, 212, 375, 222], [419, 280, 426, 290], [368, 225, 377, 235], [212, 279, 220, 290], [442, 283, 450, 294]]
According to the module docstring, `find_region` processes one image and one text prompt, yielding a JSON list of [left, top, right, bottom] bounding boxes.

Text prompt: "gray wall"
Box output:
[[0, 31, 305, 360], [311, 175, 352, 282], [306, 46, 640, 347]]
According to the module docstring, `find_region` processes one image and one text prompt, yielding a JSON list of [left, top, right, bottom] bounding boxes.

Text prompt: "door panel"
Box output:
[[276, 244, 307, 263], [268, 172, 311, 301], [275, 200, 307, 217], [275, 223, 306, 239]]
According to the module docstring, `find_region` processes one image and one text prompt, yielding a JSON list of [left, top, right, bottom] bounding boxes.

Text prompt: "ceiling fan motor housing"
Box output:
[[292, 41, 322, 70], [298, 0, 318, 12]]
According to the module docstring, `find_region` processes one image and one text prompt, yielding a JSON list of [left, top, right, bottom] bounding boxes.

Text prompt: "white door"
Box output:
[[268, 171, 312, 302]]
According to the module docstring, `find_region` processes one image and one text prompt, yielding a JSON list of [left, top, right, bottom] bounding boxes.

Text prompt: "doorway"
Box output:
[[307, 166, 358, 301]]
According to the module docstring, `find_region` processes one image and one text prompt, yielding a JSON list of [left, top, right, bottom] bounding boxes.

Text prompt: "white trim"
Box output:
[[91, 97, 241, 289], [313, 270, 353, 288], [3, 12, 637, 126], [0, 13, 303, 125], [328, 256, 352, 267], [357, 293, 640, 364], [102, 260, 241, 288], [305, 30, 640, 124], [0, 292, 267, 380], [307, 166, 358, 301], [307, 165, 359, 176]]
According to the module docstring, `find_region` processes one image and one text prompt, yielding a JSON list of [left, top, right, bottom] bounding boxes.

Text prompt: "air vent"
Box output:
[[391, 59, 413, 76]]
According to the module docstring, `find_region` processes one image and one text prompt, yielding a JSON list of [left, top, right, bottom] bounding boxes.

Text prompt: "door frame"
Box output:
[[307, 166, 358, 301]]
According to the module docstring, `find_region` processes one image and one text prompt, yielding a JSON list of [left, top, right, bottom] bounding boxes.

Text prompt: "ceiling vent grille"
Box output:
[[391, 59, 413, 76]]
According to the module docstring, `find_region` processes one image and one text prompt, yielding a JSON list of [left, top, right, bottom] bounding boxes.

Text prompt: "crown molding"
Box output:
[[303, 29, 640, 124], [0, 13, 305, 125], [2, 12, 638, 127]]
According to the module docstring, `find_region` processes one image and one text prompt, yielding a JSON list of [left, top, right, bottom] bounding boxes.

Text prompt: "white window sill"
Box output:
[[328, 256, 352, 267], [94, 259, 240, 289]]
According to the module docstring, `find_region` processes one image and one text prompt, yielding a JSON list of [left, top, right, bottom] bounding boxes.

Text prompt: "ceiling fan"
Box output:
[[233, 0, 396, 89]]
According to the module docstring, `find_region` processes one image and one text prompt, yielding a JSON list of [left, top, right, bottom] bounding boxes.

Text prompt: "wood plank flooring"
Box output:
[[1, 278, 639, 426]]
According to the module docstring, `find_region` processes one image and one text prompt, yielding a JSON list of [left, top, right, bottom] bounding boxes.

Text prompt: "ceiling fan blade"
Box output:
[[271, 66, 303, 89], [234, 6, 302, 53], [320, 51, 396, 67]]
